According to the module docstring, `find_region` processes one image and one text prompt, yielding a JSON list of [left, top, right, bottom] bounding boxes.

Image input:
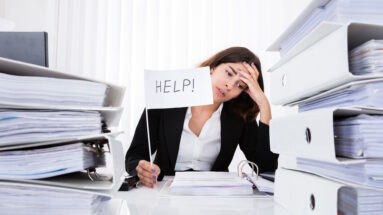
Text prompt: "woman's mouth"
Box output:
[[216, 87, 225, 97]]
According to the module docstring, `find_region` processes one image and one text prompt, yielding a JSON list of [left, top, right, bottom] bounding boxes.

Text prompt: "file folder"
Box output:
[[268, 0, 383, 56], [292, 78, 383, 111], [268, 22, 383, 105], [0, 57, 125, 108], [270, 107, 383, 164], [0, 135, 125, 191], [275, 168, 383, 215], [0, 180, 112, 215]]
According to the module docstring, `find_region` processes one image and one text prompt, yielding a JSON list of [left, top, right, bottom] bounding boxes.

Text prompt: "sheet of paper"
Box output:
[[144, 67, 213, 109]]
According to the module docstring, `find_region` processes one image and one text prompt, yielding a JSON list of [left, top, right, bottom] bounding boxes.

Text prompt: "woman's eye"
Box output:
[[225, 70, 233, 77], [237, 83, 245, 89]]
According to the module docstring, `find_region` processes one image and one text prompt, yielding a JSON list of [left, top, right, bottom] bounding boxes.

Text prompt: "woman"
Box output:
[[125, 47, 278, 187]]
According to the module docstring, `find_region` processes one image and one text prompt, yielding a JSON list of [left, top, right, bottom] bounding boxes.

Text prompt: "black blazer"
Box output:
[[125, 103, 278, 180]]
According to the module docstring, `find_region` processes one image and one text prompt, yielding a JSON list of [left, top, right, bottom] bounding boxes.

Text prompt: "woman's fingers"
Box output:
[[136, 160, 160, 187], [242, 62, 259, 82]]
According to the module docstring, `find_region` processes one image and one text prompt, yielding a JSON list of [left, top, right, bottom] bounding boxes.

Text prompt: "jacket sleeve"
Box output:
[[238, 120, 278, 173], [125, 109, 161, 177]]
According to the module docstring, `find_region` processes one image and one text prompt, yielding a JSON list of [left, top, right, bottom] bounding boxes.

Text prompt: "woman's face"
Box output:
[[210, 62, 248, 103]]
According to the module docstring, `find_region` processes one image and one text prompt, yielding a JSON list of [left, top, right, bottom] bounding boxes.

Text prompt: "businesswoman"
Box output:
[[125, 47, 278, 187]]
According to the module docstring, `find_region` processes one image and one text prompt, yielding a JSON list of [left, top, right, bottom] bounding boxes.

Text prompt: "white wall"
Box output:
[[0, 0, 59, 68]]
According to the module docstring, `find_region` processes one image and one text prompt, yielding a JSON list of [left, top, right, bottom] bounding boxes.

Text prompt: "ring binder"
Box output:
[[237, 160, 260, 190], [237, 160, 259, 179]]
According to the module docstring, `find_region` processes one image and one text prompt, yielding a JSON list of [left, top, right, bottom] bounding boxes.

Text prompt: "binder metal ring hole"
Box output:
[[305, 127, 311, 144], [282, 74, 287, 87], [310, 194, 315, 210]]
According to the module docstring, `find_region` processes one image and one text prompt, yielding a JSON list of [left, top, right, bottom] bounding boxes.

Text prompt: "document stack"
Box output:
[[0, 57, 126, 214], [267, 0, 383, 214]]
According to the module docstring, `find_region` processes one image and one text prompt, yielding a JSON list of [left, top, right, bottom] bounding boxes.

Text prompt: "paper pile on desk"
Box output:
[[169, 172, 254, 196]]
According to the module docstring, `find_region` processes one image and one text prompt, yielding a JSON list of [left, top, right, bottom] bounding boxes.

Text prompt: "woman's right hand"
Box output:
[[136, 160, 161, 188]]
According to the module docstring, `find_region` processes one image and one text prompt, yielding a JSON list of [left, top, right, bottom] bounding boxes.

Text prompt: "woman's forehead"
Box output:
[[224, 62, 248, 71]]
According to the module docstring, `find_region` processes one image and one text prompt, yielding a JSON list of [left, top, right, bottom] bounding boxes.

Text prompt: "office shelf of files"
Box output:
[[0, 56, 126, 215], [267, 0, 383, 214]]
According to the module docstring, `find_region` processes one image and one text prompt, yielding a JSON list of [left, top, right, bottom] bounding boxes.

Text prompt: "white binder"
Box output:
[[275, 168, 350, 215], [268, 22, 383, 105], [0, 56, 125, 146], [0, 56, 125, 109], [0, 135, 125, 192], [270, 107, 383, 164]]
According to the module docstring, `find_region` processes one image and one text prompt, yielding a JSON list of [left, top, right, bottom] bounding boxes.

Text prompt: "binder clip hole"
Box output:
[[305, 127, 311, 144], [310, 194, 315, 211]]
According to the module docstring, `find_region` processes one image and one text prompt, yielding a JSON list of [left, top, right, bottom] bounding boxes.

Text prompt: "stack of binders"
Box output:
[[267, 0, 383, 214], [0, 57, 126, 214]]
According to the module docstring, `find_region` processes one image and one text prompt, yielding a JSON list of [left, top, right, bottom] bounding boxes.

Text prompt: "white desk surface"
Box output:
[[110, 176, 293, 215]]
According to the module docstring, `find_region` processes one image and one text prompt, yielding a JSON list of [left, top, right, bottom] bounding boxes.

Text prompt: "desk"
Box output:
[[110, 177, 293, 215]]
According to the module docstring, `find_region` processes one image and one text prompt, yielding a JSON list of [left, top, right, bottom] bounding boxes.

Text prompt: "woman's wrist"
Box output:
[[257, 97, 272, 125]]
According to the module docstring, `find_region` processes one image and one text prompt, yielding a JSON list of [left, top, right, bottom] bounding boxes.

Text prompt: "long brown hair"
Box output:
[[199, 47, 264, 122]]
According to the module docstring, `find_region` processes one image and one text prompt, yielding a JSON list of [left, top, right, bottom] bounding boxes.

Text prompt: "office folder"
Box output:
[[295, 78, 383, 111], [0, 57, 125, 109], [0, 135, 125, 191], [270, 107, 383, 164], [275, 168, 383, 215], [0, 180, 111, 215], [0, 72, 108, 108], [0, 109, 104, 145], [0, 142, 106, 180], [297, 158, 383, 189], [268, 0, 383, 56], [268, 22, 383, 105]]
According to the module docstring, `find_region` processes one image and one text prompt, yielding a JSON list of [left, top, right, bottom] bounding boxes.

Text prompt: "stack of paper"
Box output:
[[169, 172, 254, 196], [349, 40, 383, 75], [0, 109, 102, 145], [334, 114, 383, 158], [297, 158, 383, 189], [280, 0, 383, 56], [0, 182, 111, 215], [298, 80, 383, 111], [0, 142, 106, 179], [338, 186, 383, 215], [0, 72, 108, 108]]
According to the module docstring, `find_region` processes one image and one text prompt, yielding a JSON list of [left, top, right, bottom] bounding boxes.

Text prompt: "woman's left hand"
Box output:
[[239, 62, 272, 124]]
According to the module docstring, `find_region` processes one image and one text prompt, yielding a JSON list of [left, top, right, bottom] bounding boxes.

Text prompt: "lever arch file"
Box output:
[[0, 180, 111, 215], [0, 135, 125, 191], [268, 22, 383, 106], [275, 168, 383, 215], [270, 107, 383, 163], [267, 0, 383, 57], [0, 57, 125, 109]]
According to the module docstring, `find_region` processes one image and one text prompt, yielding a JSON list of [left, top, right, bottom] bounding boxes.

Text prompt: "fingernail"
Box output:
[[243, 61, 248, 65], [152, 175, 157, 184], [239, 72, 243, 77], [151, 168, 155, 174]]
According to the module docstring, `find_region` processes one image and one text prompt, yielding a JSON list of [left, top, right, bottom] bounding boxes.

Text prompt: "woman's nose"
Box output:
[[225, 81, 234, 90]]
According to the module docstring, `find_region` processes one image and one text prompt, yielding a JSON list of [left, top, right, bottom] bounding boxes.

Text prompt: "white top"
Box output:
[[175, 104, 223, 171]]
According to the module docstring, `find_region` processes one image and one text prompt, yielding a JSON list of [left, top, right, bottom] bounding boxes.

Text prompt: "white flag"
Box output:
[[144, 67, 213, 109]]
